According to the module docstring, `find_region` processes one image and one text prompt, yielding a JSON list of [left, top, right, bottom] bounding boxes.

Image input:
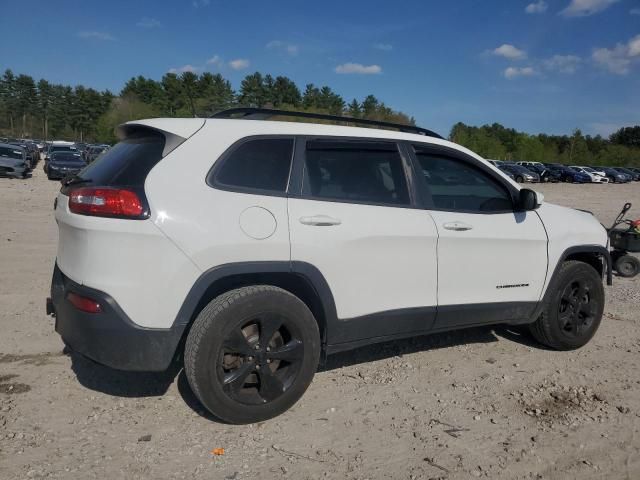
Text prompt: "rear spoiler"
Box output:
[[117, 118, 205, 157]]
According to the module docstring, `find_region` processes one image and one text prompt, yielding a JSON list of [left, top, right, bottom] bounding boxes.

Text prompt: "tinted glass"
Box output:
[[214, 138, 293, 192], [51, 152, 85, 163], [304, 140, 409, 205], [0, 146, 24, 160], [50, 145, 76, 153], [416, 151, 513, 212], [78, 131, 165, 186]]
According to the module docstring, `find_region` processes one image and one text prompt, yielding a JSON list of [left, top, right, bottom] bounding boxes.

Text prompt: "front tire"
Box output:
[[516, 176, 524, 183], [184, 285, 320, 424], [529, 261, 604, 350]]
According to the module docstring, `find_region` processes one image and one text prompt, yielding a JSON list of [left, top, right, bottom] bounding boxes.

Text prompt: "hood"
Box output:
[[0, 157, 26, 167], [537, 202, 608, 248]]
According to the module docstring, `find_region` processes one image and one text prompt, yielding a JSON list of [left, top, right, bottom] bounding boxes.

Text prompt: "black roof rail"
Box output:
[[209, 107, 442, 139]]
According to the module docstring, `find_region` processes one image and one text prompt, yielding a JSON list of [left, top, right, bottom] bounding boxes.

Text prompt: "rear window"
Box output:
[[77, 132, 165, 186], [50, 145, 76, 153], [211, 138, 294, 193]]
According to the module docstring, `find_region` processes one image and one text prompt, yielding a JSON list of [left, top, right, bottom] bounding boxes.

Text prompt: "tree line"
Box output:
[[1, 67, 638, 167], [450, 123, 640, 167], [0, 69, 413, 144]]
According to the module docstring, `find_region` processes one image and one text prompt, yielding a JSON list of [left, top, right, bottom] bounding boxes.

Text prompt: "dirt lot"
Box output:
[[1, 169, 639, 480]]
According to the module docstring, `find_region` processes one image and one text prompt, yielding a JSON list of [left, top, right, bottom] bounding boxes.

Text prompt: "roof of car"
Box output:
[[0, 142, 25, 150]]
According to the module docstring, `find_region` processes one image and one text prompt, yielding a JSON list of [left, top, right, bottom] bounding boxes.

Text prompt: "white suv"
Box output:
[[48, 109, 611, 424]]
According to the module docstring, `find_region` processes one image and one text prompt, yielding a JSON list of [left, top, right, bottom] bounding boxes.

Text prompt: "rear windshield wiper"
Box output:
[[63, 175, 93, 186]]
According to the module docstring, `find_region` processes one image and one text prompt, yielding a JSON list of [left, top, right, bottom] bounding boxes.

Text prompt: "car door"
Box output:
[[409, 143, 548, 329], [288, 138, 439, 345]]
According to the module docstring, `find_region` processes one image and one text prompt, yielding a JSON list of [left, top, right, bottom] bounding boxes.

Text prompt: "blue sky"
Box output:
[[0, 0, 638, 137]]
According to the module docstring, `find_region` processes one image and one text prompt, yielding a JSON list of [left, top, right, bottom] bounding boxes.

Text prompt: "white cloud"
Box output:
[[631, 8, 640, 15], [544, 54, 582, 73], [192, 0, 210, 7], [629, 35, 640, 57], [206, 55, 223, 67], [168, 64, 199, 74], [492, 44, 527, 60], [335, 63, 382, 74], [592, 46, 630, 74], [592, 35, 640, 74], [525, 1, 548, 14], [503, 66, 537, 79], [266, 40, 299, 56], [137, 17, 161, 28], [77, 31, 115, 41], [560, 0, 619, 17], [229, 58, 250, 70], [373, 43, 393, 51]]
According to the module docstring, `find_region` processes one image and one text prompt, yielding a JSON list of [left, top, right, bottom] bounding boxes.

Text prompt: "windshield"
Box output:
[[50, 145, 76, 153], [0, 146, 24, 160], [51, 153, 85, 163], [583, 167, 595, 173]]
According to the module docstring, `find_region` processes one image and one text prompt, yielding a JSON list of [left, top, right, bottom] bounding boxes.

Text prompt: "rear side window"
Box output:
[[415, 150, 513, 213], [303, 140, 410, 206], [212, 138, 294, 193], [78, 131, 165, 187]]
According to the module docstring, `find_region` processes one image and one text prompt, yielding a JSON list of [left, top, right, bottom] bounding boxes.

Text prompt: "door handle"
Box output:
[[443, 221, 473, 231], [299, 215, 342, 226]]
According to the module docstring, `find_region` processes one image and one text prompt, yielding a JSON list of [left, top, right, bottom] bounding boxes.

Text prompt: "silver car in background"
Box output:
[[0, 143, 29, 179]]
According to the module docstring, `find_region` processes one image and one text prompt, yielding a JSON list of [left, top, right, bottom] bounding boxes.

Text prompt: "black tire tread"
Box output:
[[184, 285, 301, 409], [529, 260, 603, 350]]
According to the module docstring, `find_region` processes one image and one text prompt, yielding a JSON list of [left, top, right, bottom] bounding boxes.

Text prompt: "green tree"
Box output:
[[238, 72, 267, 107]]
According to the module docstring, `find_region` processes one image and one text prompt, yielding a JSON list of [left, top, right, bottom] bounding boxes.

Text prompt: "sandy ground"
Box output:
[[1, 168, 639, 480]]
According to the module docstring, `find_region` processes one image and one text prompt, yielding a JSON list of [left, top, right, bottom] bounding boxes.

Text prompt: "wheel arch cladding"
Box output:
[[172, 261, 338, 353]]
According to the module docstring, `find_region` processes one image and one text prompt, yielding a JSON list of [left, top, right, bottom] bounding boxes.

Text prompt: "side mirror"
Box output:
[[518, 188, 542, 211]]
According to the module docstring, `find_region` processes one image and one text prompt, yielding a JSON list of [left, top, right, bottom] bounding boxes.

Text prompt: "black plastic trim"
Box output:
[[51, 264, 184, 372], [527, 244, 612, 324], [210, 107, 443, 138]]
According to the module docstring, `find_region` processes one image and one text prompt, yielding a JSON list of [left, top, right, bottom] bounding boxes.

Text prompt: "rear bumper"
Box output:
[[49, 263, 186, 371]]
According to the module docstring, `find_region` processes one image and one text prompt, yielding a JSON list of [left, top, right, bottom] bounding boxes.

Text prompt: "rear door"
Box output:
[[409, 143, 548, 329], [288, 138, 439, 345]]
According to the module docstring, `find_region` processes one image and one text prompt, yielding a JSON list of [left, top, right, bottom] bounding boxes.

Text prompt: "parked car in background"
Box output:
[[523, 164, 561, 183], [545, 165, 591, 183], [496, 164, 516, 180], [597, 167, 630, 183], [45, 142, 78, 172], [84, 144, 109, 163], [515, 161, 545, 170], [612, 167, 640, 181], [46, 151, 86, 180], [498, 163, 540, 183], [8, 140, 39, 170], [0, 143, 29, 178], [627, 167, 640, 177], [569, 166, 609, 183]]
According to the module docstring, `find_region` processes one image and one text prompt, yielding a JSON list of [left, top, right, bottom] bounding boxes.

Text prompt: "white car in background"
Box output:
[[570, 166, 609, 183]]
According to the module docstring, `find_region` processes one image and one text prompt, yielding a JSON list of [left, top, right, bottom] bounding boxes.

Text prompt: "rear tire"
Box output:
[[614, 255, 640, 278], [529, 261, 604, 350], [184, 285, 320, 424]]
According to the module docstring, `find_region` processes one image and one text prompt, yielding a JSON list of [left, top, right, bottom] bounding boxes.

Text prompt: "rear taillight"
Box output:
[[67, 292, 102, 314], [68, 187, 145, 218]]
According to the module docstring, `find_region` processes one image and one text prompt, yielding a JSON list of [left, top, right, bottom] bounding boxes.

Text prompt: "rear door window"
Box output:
[[210, 138, 294, 193], [303, 140, 410, 206]]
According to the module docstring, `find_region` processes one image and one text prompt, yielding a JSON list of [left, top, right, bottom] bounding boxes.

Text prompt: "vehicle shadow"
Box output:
[[320, 324, 542, 372], [69, 324, 545, 423], [69, 352, 180, 398]]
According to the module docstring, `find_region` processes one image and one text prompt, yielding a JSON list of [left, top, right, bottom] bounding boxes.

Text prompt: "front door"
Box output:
[[410, 145, 548, 328]]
